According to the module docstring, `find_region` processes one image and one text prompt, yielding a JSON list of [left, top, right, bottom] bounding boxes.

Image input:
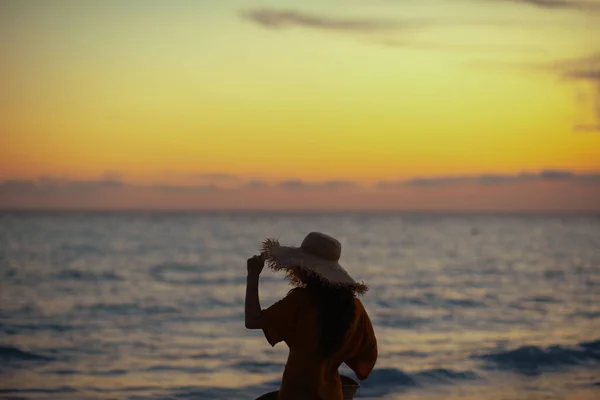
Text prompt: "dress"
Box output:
[[260, 288, 378, 400]]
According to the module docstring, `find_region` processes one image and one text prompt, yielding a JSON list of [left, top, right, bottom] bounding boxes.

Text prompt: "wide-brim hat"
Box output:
[[261, 232, 368, 295]]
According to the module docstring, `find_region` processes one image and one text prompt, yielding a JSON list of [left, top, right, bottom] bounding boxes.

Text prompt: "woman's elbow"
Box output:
[[355, 365, 374, 381], [245, 317, 261, 330], [356, 350, 378, 380]]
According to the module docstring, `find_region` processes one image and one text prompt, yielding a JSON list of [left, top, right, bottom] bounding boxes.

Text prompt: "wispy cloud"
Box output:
[[2, 172, 599, 210], [377, 170, 600, 188], [241, 8, 418, 33], [191, 173, 241, 181], [554, 53, 600, 131], [469, 53, 600, 131], [495, 0, 600, 12], [575, 124, 600, 131], [147, 184, 219, 193], [244, 180, 269, 190], [32, 176, 124, 190], [2, 172, 598, 200], [277, 179, 359, 190], [0, 178, 218, 194], [379, 39, 544, 55], [100, 171, 124, 182], [0, 177, 361, 194], [241, 7, 556, 54], [557, 53, 600, 76]]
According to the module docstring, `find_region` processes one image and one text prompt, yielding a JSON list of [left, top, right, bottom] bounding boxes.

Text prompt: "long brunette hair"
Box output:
[[294, 276, 356, 359]]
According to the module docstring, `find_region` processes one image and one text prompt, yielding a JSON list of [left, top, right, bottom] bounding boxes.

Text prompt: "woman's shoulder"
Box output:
[[353, 297, 366, 312], [288, 286, 308, 296], [286, 287, 311, 302]]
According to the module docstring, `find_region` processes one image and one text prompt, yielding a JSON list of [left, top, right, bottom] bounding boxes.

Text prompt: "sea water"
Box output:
[[1, 211, 599, 400]]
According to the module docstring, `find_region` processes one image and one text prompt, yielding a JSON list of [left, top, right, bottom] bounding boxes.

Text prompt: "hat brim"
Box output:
[[261, 238, 368, 295]]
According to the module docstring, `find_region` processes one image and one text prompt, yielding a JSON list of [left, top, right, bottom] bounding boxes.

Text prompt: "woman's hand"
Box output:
[[245, 255, 264, 329], [247, 254, 265, 277]]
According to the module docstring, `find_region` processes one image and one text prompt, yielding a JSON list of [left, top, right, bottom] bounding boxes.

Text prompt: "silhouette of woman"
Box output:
[[245, 232, 378, 400]]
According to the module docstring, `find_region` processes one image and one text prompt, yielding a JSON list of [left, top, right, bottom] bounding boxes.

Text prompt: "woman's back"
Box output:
[[261, 287, 378, 400]]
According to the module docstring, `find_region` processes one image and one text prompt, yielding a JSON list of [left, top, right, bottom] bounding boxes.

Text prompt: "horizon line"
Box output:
[[1, 208, 599, 216]]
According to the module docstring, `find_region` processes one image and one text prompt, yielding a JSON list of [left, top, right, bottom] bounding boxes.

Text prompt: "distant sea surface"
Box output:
[[1, 211, 599, 400]]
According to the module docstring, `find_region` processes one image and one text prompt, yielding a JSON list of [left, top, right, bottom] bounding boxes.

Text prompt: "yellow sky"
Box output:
[[1, 0, 599, 209]]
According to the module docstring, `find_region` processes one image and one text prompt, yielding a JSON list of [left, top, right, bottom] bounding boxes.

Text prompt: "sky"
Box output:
[[1, 0, 599, 210]]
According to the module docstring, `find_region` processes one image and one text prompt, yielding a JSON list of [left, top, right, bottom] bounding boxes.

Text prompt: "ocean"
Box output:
[[1, 211, 599, 400]]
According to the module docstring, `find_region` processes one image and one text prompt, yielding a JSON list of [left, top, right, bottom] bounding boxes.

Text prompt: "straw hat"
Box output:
[[261, 232, 368, 295]]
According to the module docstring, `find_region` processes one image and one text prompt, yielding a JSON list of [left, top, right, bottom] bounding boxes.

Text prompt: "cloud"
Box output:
[[241, 7, 551, 54], [0, 178, 217, 194], [2, 172, 598, 210], [319, 180, 360, 189], [33, 176, 124, 190], [242, 8, 416, 33], [0, 180, 37, 191], [100, 171, 124, 182], [276, 179, 359, 190], [566, 70, 600, 81], [558, 53, 600, 80], [191, 173, 241, 181], [243, 180, 269, 190], [575, 124, 600, 131], [495, 0, 600, 11], [537, 169, 575, 179], [277, 179, 308, 190], [147, 184, 219, 193], [2, 172, 600, 211], [377, 170, 600, 188], [379, 39, 544, 55], [555, 53, 600, 131], [0, 177, 362, 195]]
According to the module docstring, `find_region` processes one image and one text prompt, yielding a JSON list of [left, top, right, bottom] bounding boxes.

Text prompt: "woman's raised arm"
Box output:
[[245, 255, 264, 329]]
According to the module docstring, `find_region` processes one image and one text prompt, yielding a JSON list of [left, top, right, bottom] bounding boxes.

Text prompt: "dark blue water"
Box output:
[[1, 212, 599, 399]]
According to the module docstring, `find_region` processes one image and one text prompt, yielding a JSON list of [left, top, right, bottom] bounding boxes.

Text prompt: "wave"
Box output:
[[53, 269, 124, 282], [388, 350, 429, 358], [377, 315, 432, 329], [231, 361, 286, 374], [473, 339, 600, 375], [59, 243, 104, 255], [0, 345, 55, 362], [357, 367, 478, 397], [149, 262, 204, 285], [148, 262, 281, 286], [155, 366, 478, 399], [75, 302, 179, 316], [144, 365, 210, 374], [189, 351, 232, 360], [46, 368, 128, 376], [525, 295, 561, 304], [89, 368, 128, 376], [87, 385, 162, 393], [445, 298, 486, 308], [376, 293, 486, 310], [376, 297, 429, 307], [46, 365, 209, 376], [0, 322, 73, 335], [0, 386, 77, 394], [569, 311, 600, 320], [415, 368, 478, 381], [1, 267, 17, 279], [168, 383, 281, 400]]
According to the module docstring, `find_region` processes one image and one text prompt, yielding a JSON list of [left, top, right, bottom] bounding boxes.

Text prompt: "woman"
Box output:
[[245, 232, 378, 400]]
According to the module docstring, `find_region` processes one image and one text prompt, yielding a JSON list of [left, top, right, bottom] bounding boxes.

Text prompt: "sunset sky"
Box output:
[[1, 0, 599, 210]]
